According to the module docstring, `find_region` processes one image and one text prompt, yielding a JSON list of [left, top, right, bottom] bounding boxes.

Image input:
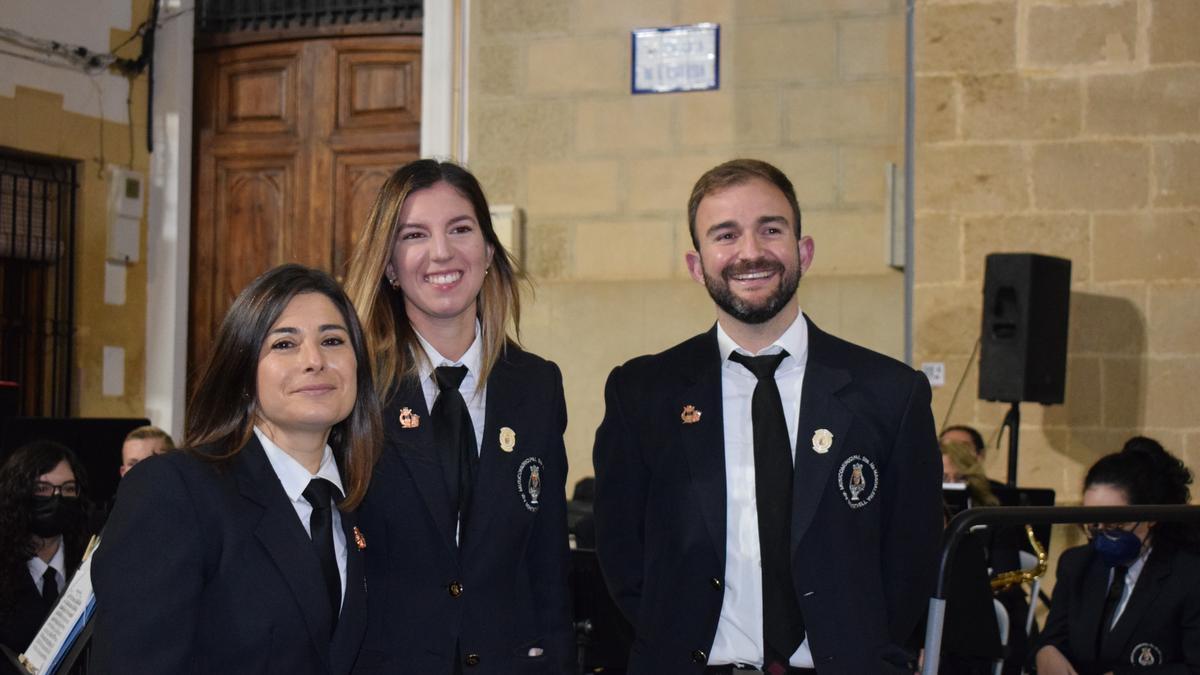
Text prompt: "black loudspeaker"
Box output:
[[978, 253, 1071, 404]]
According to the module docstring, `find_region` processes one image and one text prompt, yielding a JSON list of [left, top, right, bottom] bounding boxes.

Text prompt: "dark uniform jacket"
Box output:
[[0, 540, 83, 674], [1038, 543, 1200, 675], [353, 345, 574, 675], [592, 317, 943, 675], [90, 437, 368, 674]]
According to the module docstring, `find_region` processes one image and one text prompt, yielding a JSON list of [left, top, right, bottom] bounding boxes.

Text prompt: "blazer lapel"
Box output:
[[677, 328, 727, 566], [791, 319, 853, 555], [1102, 549, 1170, 662], [464, 353, 528, 550], [1075, 556, 1112, 661], [235, 437, 334, 672], [384, 376, 458, 555], [331, 508, 367, 675]]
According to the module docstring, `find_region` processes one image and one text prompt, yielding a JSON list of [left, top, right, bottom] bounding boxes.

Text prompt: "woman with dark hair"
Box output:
[[90, 264, 382, 675], [1035, 437, 1200, 675], [0, 441, 91, 670], [343, 159, 574, 674]]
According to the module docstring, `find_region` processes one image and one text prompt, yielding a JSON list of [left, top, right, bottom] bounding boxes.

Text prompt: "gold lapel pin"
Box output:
[[680, 405, 703, 424], [398, 407, 420, 429], [353, 526, 367, 550], [812, 428, 833, 454], [499, 426, 516, 453]]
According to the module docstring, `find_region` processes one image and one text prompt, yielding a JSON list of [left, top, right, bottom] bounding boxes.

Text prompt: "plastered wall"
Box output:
[[0, 0, 153, 418]]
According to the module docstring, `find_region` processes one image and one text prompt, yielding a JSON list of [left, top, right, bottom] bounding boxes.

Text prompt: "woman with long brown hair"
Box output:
[[90, 264, 382, 675], [345, 159, 573, 674]]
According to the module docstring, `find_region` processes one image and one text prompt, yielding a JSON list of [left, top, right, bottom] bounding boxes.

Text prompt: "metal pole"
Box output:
[[920, 598, 947, 675], [1005, 401, 1020, 487], [903, 0, 916, 366]]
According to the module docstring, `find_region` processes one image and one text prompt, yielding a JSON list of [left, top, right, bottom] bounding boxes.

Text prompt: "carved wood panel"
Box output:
[[336, 47, 420, 130], [331, 151, 412, 280], [213, 43, 303, 135], [191, 34, 420, 384]]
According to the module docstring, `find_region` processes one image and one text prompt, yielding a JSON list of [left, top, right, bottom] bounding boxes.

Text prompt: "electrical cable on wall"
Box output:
[[0, 7, 189, 76], [0, 3, 190, 153], [938, 337, 981, 435]]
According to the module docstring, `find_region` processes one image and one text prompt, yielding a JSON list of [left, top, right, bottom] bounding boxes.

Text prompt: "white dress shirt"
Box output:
[[1109, 545, 1152, 629], [414, 322, 487, 453], [709, 312, 814, 668], [254, 427, 348, 608], [27, 536, 66, 596]]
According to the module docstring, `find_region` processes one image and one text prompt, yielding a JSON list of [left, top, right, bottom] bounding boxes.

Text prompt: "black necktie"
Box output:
[[302, 478, 342, 632], [728, 351, 805, 668], [1097, 565, 1128, 651], [41, 567, 58, 613], [433, 365, 478, 547]]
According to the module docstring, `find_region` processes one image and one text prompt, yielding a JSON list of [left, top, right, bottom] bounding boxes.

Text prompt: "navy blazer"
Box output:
[[353, 345, 574, 675], [1038, 544, 1200, 675], [592, 317, 942, 675], [90, 437, 367, 674]]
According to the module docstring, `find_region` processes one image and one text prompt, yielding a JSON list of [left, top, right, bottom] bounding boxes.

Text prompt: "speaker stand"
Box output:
[[1001, 401, 1020, 487]]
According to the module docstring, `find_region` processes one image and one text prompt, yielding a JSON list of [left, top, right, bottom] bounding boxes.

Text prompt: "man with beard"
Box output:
[[592, 159, 942, 675]]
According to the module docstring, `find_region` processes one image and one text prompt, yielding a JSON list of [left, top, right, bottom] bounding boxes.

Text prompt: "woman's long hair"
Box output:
[[0, 441, 91, 605], [1085, 436, 1198, 552], [941, 439, 999, 507], [185, 264, 382, 509], [343, 159, 523, 399]]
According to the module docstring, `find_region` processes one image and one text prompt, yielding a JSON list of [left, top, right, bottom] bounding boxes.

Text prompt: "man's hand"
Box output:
[[1035, 645, 1080, 675]]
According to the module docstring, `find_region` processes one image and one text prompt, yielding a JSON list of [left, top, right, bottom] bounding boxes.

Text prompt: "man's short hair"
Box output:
[[124, 425, 176, 451], [687, 158, 803, 250], [940, 425, 984, 454]]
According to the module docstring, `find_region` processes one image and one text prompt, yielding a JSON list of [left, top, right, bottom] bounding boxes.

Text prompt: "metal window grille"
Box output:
[[0, 151, 77, 418], [197, 0, 422, 33]]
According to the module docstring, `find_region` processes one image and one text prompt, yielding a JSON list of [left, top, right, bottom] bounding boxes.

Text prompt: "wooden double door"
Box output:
[[191, 34, 420, 373]]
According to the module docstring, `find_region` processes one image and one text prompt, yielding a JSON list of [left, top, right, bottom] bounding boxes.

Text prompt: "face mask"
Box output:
[[28, 495, 80, 539], [1091, 526, 1143, 567]]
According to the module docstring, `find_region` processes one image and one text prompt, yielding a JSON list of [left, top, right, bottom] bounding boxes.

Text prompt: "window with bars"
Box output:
[[0, 151, 77, 418]]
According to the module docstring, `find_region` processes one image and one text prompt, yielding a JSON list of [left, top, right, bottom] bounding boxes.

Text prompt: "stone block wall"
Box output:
[[470, 1, 911, 483], [913, 0, 1200, 508]]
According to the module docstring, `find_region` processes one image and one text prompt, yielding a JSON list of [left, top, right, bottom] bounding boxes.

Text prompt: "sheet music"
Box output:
[[19, 538, 98, 675]]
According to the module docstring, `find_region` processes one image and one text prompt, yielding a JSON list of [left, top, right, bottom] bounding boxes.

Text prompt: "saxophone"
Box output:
[[990, 524, 1048, 592]]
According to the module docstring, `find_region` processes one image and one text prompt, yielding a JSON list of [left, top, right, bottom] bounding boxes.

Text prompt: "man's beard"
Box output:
[[701, 257, 801, 325]]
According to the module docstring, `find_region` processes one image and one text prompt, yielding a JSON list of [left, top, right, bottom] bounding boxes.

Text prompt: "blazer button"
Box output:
[[464, 653, 481, 666], [448, 581, 464, 598], [709, 577, 722, 590], [691, 650, 707, 663]]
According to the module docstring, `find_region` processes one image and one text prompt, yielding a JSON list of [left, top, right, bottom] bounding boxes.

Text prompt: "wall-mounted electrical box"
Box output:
[[106, 167, 143, 264]]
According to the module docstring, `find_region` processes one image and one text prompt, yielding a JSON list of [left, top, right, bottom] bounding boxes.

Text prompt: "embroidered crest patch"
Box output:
[[837, 454, 879, 509], [516, 456, 545, 513], [1131, 643, 1162, 667]]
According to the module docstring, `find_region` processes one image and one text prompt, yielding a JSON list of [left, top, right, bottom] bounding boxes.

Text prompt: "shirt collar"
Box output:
[[1127, 544, 1153, 580], [253, 426, 344, 503], [715, 310, 809, 369], [27, 537, 66, 578], [415, 321, 484, 385]]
